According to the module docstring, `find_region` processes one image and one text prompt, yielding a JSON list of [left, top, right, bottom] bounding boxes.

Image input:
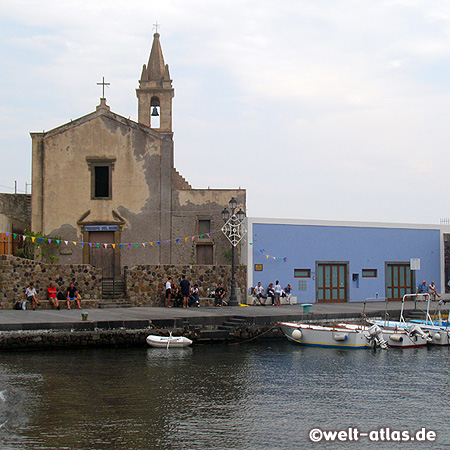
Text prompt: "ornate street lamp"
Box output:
[[221, 197, 246, 306]]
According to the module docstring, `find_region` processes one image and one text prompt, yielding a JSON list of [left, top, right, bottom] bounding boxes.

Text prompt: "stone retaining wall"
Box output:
[[0, 255, 248, 309], [125, 264, 247, 306], [0, 255, 102, 309]]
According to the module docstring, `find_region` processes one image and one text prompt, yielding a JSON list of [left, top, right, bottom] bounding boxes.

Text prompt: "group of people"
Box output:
[[165, 276, 200, 308], [253, 281, 293, 306], [417, 280, 441, 300], [165, 277, 227, 308], [20, 281, 82, 311]]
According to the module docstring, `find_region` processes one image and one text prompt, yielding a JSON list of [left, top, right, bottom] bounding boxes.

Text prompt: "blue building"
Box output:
[[246, 218, 448, 303]]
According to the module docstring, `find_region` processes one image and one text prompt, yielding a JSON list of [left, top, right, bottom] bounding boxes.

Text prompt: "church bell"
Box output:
[[151, 106, 159, 116]]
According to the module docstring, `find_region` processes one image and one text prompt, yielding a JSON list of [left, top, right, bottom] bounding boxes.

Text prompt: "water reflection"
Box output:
[[0, 343, 449, 449]]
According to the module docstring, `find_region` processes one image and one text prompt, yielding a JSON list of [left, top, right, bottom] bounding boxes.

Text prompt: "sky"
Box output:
[[1, 0, 450, 224]]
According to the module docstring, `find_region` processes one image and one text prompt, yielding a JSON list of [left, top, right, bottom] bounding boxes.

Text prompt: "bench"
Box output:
[[18, 298, 99, 310], [247, 295, 298, 306]]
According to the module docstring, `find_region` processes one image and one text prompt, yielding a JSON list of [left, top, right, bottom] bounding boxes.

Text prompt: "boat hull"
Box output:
[[370, 320, 450, 346], [338, 323, 429, 348], [146, 335, 193, 348], [278, 322, 374, 349]]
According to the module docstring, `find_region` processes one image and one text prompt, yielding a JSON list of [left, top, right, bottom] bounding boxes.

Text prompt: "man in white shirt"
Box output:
[[253, 282, 267, 306], [25, 282, 40, 310]]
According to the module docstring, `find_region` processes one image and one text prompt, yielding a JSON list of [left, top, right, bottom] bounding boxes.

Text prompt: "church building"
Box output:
[[30, 32, 245, 277]]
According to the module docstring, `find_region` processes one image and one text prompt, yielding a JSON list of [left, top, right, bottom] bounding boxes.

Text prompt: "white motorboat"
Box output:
[[278, 321, 388, 349], [369, 294, 448, 346], [337, 322, 430, 348], [146, 333, 193, 348]]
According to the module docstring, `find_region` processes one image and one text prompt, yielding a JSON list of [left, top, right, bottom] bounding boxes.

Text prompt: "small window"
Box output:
[[294, 269, 311, 278], [94, 166, 110, 198], [87, 158, 115, 200], [362, 269, 377, 278], [255, 264, 263, 271], [198, 220, 211, 238]]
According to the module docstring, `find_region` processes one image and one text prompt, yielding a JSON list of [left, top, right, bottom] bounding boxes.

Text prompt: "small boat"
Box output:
[[337, 322, 430, 348], [278, 322, 388, 349], [146, 332, 193, 348], [369, 294, 445, 346]]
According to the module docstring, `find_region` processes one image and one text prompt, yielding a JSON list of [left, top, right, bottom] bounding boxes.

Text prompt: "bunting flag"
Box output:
[[9, 228, 287, 263]]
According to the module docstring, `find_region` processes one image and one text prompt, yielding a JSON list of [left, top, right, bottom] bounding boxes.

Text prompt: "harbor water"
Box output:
[[0, 342, 449, 450]]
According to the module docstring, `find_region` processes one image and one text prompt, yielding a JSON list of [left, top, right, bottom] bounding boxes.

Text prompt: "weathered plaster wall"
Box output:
[[0, 194, 30, 226], [171, 189, 246, 265]]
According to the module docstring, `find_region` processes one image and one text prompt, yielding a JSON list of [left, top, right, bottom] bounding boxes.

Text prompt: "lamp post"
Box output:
[[221, 197, 246, 306]]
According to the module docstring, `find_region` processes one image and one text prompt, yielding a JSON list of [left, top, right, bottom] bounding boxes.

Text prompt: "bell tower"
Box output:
[[136, 32, 174, 132]]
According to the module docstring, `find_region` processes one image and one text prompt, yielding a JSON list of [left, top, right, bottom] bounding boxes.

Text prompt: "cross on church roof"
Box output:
[[97, 76, 110, 99], [153, 21, 160, 33]]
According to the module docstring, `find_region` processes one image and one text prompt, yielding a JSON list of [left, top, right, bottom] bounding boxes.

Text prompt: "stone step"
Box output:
[[98, 301, 133, 309], [198, 329, 230, 340]]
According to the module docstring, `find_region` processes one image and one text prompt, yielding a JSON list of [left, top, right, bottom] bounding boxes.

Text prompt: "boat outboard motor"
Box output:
[[407, 324, 432, 342], [367, 324, 388, 349]]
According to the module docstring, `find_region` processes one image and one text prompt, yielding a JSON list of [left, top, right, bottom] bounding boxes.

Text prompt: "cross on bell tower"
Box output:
[[136, 30, 174, 132]]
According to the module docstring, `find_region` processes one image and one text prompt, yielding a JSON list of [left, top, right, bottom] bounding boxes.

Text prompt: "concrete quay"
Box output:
[[0, 300, 435, 350]]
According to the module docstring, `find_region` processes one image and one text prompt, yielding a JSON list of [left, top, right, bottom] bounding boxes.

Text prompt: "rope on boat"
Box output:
[[229, 324, 280, 346]]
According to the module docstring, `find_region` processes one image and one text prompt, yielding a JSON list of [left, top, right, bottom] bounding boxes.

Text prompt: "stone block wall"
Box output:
[[0, 256, 248, 309], [0, 255, 102, 309], [125, 264, 247, 306]]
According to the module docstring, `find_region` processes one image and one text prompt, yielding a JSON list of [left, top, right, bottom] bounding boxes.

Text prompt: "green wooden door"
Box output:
[[317, 263, 348, 303]]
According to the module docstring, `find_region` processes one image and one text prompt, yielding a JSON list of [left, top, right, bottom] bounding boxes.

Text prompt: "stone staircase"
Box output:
[[197, 316, 247, 341], [99, 277, 131, 308]]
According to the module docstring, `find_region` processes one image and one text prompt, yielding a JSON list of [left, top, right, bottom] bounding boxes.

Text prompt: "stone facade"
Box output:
[[0, 255, 101, 309], [0, 193, 30, 233], [125, 264, 247, 306], [30, 32, 246, 277]]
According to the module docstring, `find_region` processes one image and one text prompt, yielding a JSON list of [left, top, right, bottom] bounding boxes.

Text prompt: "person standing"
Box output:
[[25, 282, 40, 310], [180, 275, 190, 309], [274, 280, 282, 306], [165, 277, 172, 308]]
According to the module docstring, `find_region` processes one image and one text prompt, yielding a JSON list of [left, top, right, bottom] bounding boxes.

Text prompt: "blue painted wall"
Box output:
[[251, 223, 441, 303]]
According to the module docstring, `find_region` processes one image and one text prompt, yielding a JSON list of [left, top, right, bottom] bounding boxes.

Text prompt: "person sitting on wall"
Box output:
[[417, 280, 427, 296], [47, 282, 60, 310], [428, 281, 441, 301], [188, 284, 200, 307], [172, 284, 183, 307], [25, 282, 40, 311], [267, 283, 275, 305], [284, 283, 293, 305], [66, 282, 81, 310], [214, 283, 226, 307], [253, 282, 267, 306]]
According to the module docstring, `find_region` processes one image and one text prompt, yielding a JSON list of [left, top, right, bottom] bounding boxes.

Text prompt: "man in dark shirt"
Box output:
[[66, 283, 81, 310], [215, 283, 226, 307], [179, 275, 190, 309]]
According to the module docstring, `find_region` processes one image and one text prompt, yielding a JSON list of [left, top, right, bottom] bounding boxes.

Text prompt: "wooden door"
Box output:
[[386, 263, 413, 301], [317, 263, 348, 302], [89, 231, 115, 278]]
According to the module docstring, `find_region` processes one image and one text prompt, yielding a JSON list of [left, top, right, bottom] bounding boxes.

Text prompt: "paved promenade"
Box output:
[[0, 299, 429, 332]]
